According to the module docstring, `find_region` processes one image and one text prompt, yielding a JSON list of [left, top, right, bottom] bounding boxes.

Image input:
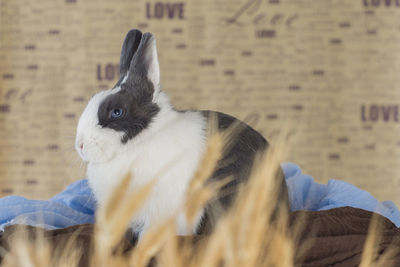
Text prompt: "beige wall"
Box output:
[[1, 0, 400, 205]]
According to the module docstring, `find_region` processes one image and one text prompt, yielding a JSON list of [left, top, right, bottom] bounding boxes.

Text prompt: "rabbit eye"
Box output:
[[110, 108, 124, 119]]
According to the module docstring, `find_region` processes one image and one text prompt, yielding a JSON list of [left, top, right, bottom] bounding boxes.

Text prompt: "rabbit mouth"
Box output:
[[76, 137, 117, 164], [75, 142, 89, 162], [77, 145, 106, 163]]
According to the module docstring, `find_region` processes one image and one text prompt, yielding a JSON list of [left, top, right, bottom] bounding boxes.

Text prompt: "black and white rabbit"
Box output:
[[75, 29, 288, 240]]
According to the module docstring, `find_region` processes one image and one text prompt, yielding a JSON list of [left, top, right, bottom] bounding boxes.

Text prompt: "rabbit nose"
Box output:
[[76, 139, 84, 150]]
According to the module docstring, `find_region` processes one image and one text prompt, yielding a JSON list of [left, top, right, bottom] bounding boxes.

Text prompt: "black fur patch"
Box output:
[[115, 29, 143, 88], [201, 111, 269, 207], [196, 111, 289, 235], [99, 30, 160, 143], [97, 84, 159, 143], [119, 30, 142, 77]]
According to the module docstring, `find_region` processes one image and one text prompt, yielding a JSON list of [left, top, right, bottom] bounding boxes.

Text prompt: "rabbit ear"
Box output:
[[127, 32, 160, 91], [119, 29, 143, 78]]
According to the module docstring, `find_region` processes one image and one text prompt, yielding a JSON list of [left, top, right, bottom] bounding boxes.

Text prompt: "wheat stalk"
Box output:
[[2, 127, 396, 267]]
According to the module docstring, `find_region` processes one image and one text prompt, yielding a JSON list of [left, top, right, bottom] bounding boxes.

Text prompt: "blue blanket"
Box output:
[[0, 163, 399, 231]]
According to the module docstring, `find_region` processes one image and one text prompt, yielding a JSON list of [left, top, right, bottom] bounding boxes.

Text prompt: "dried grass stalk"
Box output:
[[2, 128, 397, 267], [93, 172, 155, 267]]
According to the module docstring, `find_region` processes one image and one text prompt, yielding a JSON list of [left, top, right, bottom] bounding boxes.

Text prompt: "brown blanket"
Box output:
[[1, 207, 399, 266], [290, 207, 400, 266]]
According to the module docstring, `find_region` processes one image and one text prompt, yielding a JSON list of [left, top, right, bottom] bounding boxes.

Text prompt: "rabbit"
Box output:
[[75, 29, 288, 241]]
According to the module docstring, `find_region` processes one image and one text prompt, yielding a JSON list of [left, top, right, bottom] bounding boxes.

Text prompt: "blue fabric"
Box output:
[[0, 163, 399, 231], [283, 162, 400, 227], [0, 180, 96, 231]]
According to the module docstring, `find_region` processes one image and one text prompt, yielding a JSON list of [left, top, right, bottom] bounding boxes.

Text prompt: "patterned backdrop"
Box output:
[[1, 0, 400, 205]]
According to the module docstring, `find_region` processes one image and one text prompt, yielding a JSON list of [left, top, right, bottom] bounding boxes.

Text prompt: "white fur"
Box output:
[[76, 87, 207, 237], [76, 87, 123, 163], [76, 33, 208, 238]]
